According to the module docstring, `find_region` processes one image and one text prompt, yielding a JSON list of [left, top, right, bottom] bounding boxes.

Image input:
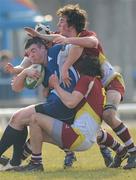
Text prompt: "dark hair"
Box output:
[[77, 55, 103, 78], [57, 4, 87, 33], [24, 37, 47, 50]]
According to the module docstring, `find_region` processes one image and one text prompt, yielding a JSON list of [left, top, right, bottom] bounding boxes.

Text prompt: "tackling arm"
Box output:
[[53, 34, 98, 48], [49, 74, 83, 108]]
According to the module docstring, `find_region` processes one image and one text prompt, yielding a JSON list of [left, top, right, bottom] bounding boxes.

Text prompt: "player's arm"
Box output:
[[53, 34, 98, 48], [11, 70, 27, 92], [24, 27, 98, 48], [49, 74, 83, 108], [19, 56, 32, 69], [13, 56, 32, 74], [5, 56, 31, 75], [61, 45, 83, 86]]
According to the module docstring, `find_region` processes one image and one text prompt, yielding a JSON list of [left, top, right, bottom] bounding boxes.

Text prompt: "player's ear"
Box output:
[[40, 45, 47, 52]]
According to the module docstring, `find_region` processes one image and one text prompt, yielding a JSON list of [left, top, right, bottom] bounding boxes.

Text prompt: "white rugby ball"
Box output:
[[25, 64, 45, 89]]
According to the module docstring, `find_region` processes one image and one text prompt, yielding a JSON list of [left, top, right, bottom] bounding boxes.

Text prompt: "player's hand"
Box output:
[[24, 27, 57, 42], [24, 27, 40, 37], [49, 74, 59, 88], [4, 63, 15, 74], [24, 67, 41, 79], [53, 34, 67, 44]]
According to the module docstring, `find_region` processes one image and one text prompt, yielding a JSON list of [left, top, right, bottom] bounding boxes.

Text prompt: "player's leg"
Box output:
[[103, 87, 136, 169], [97, 129, 129, 168], [0, 105, 36, 170], [1, 96, 75, 171], [35, 100, 77, 168], [97, 129, 113, 167], [63, 150, 77, 169], [14, 113, 94, 172], [13, 113, 64, 172], [21, 141, 77, 169]]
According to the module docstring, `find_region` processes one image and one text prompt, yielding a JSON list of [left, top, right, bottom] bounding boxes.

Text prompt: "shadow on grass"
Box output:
[[1, 166, 133, 180]]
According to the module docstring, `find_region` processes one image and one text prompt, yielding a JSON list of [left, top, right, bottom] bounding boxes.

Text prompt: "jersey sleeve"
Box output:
[[74, 76, 94, 96]]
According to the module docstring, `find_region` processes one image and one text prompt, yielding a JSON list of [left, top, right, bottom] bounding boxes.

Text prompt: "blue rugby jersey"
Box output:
[[40, 44, 79, 123], [43, 44, 79, 93]]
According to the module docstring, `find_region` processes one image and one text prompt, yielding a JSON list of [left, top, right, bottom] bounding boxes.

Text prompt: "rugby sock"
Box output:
[[10, 127, 28, 166], [21, 139, 32, 160], [31, 153, 42, 164], [0, 125, 21, 156], [97, 130, 126, 156], [113, 122, 136, 154]]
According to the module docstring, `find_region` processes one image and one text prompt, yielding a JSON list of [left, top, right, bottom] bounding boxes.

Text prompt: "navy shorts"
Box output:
[[35, 93, 75, 124]]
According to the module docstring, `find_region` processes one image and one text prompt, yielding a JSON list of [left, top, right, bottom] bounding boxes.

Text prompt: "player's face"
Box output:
[[25, 44, 47, 65], [57, 16, 71, 36]]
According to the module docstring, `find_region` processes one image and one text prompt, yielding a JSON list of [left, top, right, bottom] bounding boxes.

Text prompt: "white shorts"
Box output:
[[71, 112, 100, 151]]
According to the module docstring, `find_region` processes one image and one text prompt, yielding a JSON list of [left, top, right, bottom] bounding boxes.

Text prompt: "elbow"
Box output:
[[88, 37, 98, 48], [12, 85, 22, 92], [66, 101, 77, 109]]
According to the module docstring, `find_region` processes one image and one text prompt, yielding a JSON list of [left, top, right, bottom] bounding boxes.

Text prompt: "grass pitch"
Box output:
[[0, 128, 136, 180]]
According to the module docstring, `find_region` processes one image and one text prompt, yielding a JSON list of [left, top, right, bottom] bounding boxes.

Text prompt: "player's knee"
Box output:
[[103, 109, 116, 126], [97, 129, 103, 139], [103, 110, 111, 120], [29, 113, 38, 125], [97, 129, 105, 144], [9, 111, 21, 125]]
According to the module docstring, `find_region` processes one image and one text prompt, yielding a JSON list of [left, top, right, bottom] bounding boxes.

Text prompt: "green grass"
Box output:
[[0, 128, 136, 180]]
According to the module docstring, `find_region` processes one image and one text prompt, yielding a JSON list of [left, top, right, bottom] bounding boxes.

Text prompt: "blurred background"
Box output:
[[0, 0, 136, 108]]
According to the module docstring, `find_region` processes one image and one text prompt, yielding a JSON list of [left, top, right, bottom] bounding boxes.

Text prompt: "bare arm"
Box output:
[[53, 34, 98, 48], [63, 45, 83, 70], [24, 27, 98, 48], [5, 56, 32, 75], [49, 74, 83, 108], [24, 27, 57, 41], [61, 46, 83, 86], [20, 56, 32, 68], [5, 63, 24, 74], [11, 69, 27, 92]]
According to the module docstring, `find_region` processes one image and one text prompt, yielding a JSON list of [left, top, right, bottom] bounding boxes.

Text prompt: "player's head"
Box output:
[[57, 4, 87, 35], [77, 55, 103, 78], [24, 37, 48, 65]]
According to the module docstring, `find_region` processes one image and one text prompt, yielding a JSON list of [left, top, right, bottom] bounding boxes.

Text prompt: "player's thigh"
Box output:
[[106, 90, 121, 107], [32, 113, 56, 136], [34, 114, 93, 151], [9, 104, 36, 126]]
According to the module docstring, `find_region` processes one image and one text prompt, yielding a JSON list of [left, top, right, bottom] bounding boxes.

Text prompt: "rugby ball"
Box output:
[[24, 64, 45, 89]]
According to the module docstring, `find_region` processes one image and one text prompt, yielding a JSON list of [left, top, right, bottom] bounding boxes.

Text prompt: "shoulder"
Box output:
[[77, 75, 94, 85]]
